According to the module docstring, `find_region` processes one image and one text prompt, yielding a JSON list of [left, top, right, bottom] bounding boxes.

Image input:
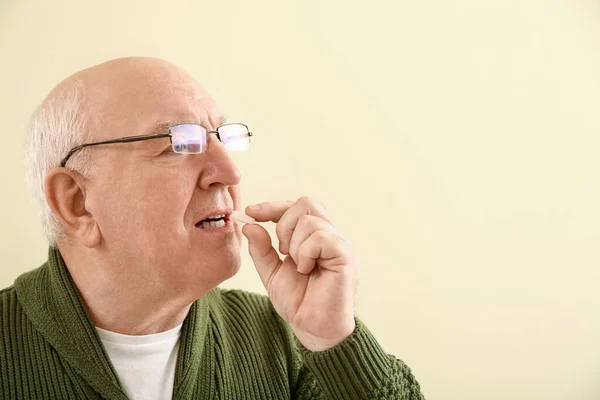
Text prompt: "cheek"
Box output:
[[93, 171, 191, 237]]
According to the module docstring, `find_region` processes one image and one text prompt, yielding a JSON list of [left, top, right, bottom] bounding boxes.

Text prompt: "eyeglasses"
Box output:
[[60, 123, 253, 168]]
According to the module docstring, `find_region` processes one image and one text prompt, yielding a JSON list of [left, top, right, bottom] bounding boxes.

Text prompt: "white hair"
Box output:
[[24, 81, 93, 247]]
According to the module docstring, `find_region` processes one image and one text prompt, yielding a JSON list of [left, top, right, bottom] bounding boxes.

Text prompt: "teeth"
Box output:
[[200, 219, 226, 229], [207, 214, 226, 220]]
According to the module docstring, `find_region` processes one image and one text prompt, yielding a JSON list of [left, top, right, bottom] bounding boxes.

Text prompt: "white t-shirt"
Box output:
[[96, 323, 183, 400]]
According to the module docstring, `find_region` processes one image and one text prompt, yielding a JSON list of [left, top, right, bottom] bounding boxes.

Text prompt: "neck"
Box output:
[[58, 245, 195, 335]]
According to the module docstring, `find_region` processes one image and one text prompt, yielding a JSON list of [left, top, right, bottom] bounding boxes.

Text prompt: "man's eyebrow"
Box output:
[[149, 120, 188, 134], [149, 115, 228, 134]]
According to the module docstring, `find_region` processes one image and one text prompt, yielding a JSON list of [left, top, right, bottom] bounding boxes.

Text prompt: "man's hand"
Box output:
[[242, 197, 357, 352]]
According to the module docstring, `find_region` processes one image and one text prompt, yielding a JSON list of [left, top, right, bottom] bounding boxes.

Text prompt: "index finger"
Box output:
[[245, 200, 294, 223], [248, 197, 333, 255]]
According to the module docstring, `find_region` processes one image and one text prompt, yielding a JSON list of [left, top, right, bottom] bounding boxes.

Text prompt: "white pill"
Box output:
[[231, 210, 256, 225]]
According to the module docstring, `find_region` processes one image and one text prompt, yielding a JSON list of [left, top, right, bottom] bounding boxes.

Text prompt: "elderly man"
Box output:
[[0, 58, 424, 400]]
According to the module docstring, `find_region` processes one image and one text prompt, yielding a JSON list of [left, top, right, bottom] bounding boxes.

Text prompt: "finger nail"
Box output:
[[247, 204, 261, 211]]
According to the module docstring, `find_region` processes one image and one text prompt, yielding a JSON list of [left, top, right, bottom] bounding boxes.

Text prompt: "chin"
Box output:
[[223, 258, 242, 281], [184, 250, 241, 292], [216, 250, 242, 280]]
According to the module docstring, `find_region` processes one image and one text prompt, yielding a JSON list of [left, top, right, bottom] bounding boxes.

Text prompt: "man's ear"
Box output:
[[44, 168, 101, 248]]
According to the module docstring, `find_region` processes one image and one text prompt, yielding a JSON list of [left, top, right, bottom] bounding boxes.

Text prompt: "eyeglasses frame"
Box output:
[[59, 122, 253, 168]]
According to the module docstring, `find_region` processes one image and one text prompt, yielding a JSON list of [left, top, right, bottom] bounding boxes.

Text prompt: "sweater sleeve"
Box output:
[[293, 319, 425, 400]]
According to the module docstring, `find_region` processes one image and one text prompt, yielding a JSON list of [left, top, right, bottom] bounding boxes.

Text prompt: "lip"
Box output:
[[194, 208, 233, 228], [194, 218, 234, 232]]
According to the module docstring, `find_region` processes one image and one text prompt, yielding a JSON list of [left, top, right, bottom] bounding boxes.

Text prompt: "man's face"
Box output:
[[81, 59, 242, 296]]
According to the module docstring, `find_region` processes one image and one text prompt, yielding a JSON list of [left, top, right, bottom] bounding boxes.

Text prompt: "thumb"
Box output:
[[242, 223, 282, 289]]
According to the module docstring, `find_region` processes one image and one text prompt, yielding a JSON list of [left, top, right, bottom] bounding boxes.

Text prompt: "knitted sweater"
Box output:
[[0, 248, 424, 399]]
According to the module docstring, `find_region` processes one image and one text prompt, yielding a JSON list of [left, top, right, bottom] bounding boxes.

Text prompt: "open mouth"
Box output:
[[195, 214, 228, 229]]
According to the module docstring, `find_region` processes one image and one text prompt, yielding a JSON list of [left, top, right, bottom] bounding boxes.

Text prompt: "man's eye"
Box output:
[[160, 146, 177, 155]]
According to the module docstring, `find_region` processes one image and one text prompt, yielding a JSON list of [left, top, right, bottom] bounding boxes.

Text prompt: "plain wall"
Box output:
[[1, 1, 599, 399]]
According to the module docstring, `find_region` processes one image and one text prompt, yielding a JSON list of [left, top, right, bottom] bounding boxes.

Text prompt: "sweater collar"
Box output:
[[15, 247, 213, 400]]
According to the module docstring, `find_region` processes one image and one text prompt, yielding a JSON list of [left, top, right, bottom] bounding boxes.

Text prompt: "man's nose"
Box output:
[[196, 133, 241, 189]]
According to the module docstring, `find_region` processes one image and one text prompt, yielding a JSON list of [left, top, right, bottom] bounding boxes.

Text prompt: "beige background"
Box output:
[[1, 1, 599, 399]]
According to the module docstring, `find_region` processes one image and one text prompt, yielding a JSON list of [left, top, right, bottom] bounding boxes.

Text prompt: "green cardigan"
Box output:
[[0, 248, 424, 399]]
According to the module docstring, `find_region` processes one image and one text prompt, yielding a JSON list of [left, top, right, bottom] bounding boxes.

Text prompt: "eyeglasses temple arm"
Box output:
[[60, 133, 171, 167]]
